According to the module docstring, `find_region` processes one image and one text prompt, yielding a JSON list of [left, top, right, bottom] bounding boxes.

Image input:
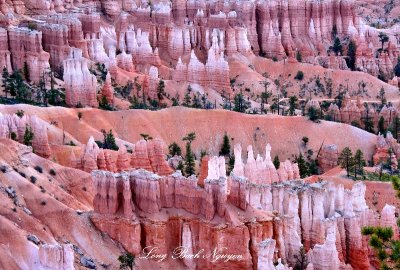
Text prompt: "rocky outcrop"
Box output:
[[63, 48, 98, 108], [0, 113, 51, 158], [91, 161, 385, 270], [0, 27, 12, 72], [318, 144, 339, 173], [231, 143, 299, 184], [8, 26, 50, 84], [38, 244, 75, 270], [100, 72, 114, 104]]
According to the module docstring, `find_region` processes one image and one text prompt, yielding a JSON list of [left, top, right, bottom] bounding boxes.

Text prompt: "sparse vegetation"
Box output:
[[49, 169, 56, 176], [96, 129, 119, 151], [182, 132, 196, 177], [294, 71, 304, 81], [30, 176, 37, 184], [168, 142, 182, 156], [118, 253, 135, 270], [34, 166, 43, 173]]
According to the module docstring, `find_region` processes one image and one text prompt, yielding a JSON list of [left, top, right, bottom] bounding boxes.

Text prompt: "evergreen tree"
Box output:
[[23, 125, 34, 147], [364, 116, 375, 134], [347, 40, 357, 71], [392, 116, 400, 141], [362, 175, 400, 270], [354, 149, 366, 179], [339, 147, 354, 177], [378, 116, 386, 135], [296, 154, 309, 178], [308, 107, 320, 122], [192, 93, 202, 108], [394, 56, 400, 77], [140, 133, 152, 141], [233, 91, 250, 113], [379, 87, 387, 105], [378, 32, 389, 51], [23, 62, 30, 82], [157, 80, 166, 105], [331, 37, 343, 55], [99, 95, 113, 111], [293, 247, 309, 270], [227, 155, 235, 174], [183, 132, 196, 176], [289, 96, 298, 116], [48, 72, 60, 105], [16, 110, 24, 118], [273, 155, 280, 169], [100, 129, 119, 151], [118, 253, 135, 270], [1, 67, 9, 98], [302, 136, 309, 146], [296, 51, 302, 62], [183, 85, 192, 107], [219, 132, 231, 156], [168, 142, 182, 156], [39, 72, 47, 106], [177, 161, 184, 172]]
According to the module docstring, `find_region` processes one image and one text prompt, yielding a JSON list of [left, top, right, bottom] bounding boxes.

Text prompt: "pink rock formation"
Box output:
[[100, 72, 114, 104], [0, 27, 12, 72], [91, 165, 378, 269], [318, 144, 339, 173], [380, 204, 399, 239], [131, 139, 153, 171], [116, 144, 131, 171], [0, 113, 51, 158], [63, 48, 98, 107], [39, 244, 74, 270], [373, 134, 390, 165], [198, 155, 209, 187], [8, 26, 50, 84], [232, 143, 298, 184]]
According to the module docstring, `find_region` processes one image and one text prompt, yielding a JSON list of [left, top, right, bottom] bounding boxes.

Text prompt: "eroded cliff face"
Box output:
[[0, 0, 398, 109], [89, 143, 395, 270]]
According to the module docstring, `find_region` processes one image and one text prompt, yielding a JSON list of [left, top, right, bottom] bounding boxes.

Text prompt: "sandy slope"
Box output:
[[0, 105, 378, 161]]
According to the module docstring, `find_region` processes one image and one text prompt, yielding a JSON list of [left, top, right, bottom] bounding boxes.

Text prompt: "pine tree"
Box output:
[[23, 62, 30, 82], [394, 57, 400, 77], [157, 80, 165, 104], [347, 40, 357, 71], [289, 96, 298, 116], [219, 133, 231, 156], [354, 149, 366, 179], [273, 155, 280, 169], [308, 107, 320, 122], [296, 154, 309, 178], [339, 147, 354, 177], [183, 132, 196, 176], [99, 95, 112, 111], [168, 142, 182, 156], [183, 85, 192, 107], [378, 116, 386, 135], [23, 125, 34, 147], [331, 37, 343, 55], [140, 133, 152, 141], [378, 32, 389, 51], [233, 91, 250, 113], [362, 175, 400, 270], [379, 87, 386, 105], [101, 129, 119, 151], [227, 155, 235, 174], [118, 253, 135, 270], [392, 116, 400, 141], [293, 247, 309, 270], [1, 67, 10, 98]]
